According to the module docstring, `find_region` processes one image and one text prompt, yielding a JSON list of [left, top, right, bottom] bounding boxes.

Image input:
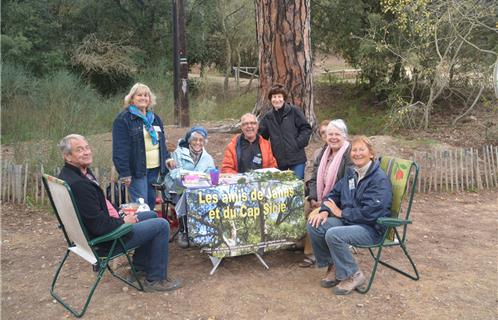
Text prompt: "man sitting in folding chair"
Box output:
[[58, 134, 183, 292]]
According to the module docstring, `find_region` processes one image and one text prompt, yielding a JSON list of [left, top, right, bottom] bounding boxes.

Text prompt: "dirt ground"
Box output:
[[2, 119, 498, 319], [2, 189, 497, 320]]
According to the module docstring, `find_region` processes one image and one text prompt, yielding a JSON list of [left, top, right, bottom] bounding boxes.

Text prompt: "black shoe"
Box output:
[[176, 232, 190, 248], [144, 277, 183, 292]]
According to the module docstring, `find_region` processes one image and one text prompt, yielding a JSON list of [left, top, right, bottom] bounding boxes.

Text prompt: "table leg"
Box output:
[[253, 252, 270, 270], [208, 255, 223, 275]]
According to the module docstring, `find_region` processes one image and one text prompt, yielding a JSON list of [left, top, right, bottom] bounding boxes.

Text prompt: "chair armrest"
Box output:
[[377, 217, 411, 227], [89, 224, 133, 246]]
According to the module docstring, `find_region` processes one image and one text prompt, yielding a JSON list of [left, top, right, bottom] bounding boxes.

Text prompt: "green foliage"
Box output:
[[1, 64, 119, 144], [312, 0, 497, 129], [314, 83, 387, 136], [190, 84, 256, 121]]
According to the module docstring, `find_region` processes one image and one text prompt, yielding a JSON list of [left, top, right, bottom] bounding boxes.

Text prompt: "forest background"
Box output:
[[1, 0, 497, 169]]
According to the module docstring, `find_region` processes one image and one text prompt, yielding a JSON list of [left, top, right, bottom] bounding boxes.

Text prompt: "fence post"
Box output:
[[488, 145, 497, 187], [481, 146, 490, 189], [1, 161, 5, 202], [475, 149, 483, 190], [493, 146, 498, 187], [41, 164, 45, 204]]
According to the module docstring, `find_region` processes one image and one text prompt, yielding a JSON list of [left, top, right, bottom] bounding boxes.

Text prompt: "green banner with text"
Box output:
[[185, 179, 305, 258]]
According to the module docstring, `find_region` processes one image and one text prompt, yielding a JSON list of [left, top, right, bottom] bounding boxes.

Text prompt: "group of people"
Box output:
[[58, 82, 393, 296]]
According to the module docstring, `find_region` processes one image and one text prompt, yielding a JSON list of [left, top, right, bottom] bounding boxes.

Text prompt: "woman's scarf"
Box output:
[[189, 145, 203, 166], [316, 141, 350, 202], [128, 105, 158, 145]]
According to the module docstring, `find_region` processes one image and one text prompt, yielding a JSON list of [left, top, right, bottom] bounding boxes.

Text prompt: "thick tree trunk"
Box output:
[[253, 0, 316, 128]]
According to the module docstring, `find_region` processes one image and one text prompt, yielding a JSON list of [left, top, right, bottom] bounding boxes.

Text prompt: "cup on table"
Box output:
[[210, 168, 220, 186], [120, 203, 139, 216]]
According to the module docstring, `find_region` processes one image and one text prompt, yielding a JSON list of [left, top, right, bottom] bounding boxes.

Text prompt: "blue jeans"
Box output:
[[124, 214, 170, 282], [129, 167, 160, 210], [279, 162, 305, 180], [307, 217, 381, 280]]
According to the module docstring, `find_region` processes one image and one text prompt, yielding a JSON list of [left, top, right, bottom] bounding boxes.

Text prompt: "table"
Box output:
[[181, 173, 305, 274]]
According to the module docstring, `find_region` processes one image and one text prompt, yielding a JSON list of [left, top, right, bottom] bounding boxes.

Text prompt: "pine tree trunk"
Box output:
[[253, 0, 316, 129]]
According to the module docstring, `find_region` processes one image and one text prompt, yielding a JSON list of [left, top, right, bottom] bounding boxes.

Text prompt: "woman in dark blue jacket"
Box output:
[[307, 135, 392, 295], [112, 83, 172, 209]]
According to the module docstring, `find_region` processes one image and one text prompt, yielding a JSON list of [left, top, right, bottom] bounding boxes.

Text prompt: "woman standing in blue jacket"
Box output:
[[307, 136, 392, 295], [112, 83, 172, 209]]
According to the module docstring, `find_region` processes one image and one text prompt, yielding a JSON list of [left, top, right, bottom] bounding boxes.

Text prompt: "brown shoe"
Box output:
[[333, 270, 366, 295], [144, 277, 183, 292], [127, 270, 146, 283], [320, 264, 339, 288]]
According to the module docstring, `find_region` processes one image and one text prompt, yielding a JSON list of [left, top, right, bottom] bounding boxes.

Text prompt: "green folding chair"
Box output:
[[43, 174, 144, 317], [353, 157, 420, 294]]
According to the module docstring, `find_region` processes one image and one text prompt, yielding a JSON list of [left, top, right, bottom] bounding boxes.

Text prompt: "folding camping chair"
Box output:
[[352, 157, 420, 294], [152, 178, 181, 242], [43, 174, 144, 318]]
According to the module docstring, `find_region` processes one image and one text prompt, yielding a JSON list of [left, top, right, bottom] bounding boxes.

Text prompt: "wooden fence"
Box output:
[[0, 164, 128, 206], [1, 145, 497, 206], [413, 145, 498, 193]]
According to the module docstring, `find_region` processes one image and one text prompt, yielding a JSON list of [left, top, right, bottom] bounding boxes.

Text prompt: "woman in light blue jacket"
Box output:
[[167, 126, 215, 191], [166, 126, 215, 248]]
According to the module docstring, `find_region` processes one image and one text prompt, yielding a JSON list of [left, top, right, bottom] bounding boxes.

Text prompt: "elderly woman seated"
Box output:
[[307, 135, 392, 295], [165, 126, 215, 247]]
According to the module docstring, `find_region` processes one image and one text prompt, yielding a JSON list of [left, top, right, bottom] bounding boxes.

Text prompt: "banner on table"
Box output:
[[185, 179, 305, 258]]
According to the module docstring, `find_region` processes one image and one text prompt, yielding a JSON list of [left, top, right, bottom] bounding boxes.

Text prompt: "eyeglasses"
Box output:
[[241, 121, 257, 127]]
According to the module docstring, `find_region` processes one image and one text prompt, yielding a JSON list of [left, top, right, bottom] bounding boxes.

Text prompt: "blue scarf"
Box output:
[[128, 105, 158, 145]]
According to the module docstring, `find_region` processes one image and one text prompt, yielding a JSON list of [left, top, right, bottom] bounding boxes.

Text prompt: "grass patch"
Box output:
[[314, 83, 388, 136], [190, 81, 256, 121]]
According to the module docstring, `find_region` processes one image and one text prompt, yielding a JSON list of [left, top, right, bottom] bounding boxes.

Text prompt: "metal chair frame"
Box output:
[[352, 157, 420, 294], [43, 174, 144, 318]]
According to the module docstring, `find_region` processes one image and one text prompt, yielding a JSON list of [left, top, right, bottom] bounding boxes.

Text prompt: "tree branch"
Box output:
[[452, 84, 484, 125]]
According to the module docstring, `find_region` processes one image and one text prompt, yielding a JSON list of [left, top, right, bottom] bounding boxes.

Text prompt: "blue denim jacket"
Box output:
[[112, 108, 169, 178]]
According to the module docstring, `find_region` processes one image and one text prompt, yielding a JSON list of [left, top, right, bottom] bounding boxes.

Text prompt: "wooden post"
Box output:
[[35, 172, 39, 204], [427, 153, 433, 193], [1, 161, 5, 202], [483, 145, 490, 187], [482, 146, 489, 188], [453, 149, 460, 192], [443, 150, 449, 191], [41, 165, 45, 204], [23, 164, 28, 204], [460, 148, 465, 190], [111, 166, 116, 205], [475, 149, 483, 190], [489, 145, 497, 187], [493, 145, 498, 187], [449, 149, 454, 192], [463, 149, 469, 190], [435, 149, 440, 192], [469, 148, 475, 189]]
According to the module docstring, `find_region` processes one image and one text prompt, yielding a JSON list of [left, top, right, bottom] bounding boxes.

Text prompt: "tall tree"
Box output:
[[253, 0, 316, 128]]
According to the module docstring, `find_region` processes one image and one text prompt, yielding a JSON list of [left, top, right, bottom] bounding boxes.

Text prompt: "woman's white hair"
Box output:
[[188, 131, 208, 145], [58, 134, 87, 155], [123, 83, 157, 108], [327, 119, 348, 138]]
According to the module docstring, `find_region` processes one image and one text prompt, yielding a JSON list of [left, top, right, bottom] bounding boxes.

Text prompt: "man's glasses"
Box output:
[[241, 121, 257, 127]]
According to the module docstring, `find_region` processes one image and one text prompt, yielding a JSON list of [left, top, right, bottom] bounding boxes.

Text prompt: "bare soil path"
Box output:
[[2, 190, 497, 319]]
